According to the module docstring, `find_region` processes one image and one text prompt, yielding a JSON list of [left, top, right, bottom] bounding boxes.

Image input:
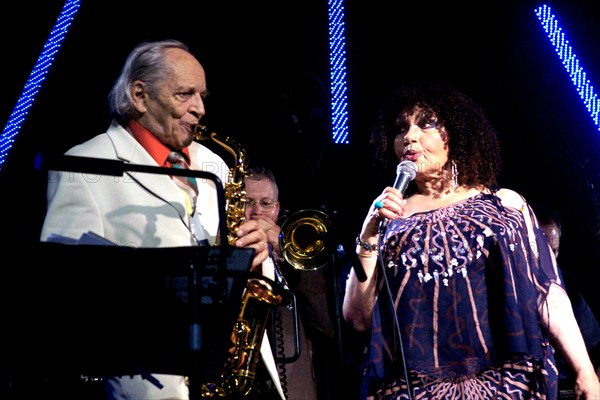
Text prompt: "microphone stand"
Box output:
[[376, 224, 413, 400]]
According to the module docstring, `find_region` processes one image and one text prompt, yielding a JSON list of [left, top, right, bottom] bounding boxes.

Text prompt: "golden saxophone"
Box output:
[[217, 278, 283, 396], [193, 124, 283, 398], [193, 124, 248, 246]]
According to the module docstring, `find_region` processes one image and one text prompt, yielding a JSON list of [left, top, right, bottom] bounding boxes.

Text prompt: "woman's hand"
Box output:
[[574, 368, 600, 399], [361, 186, 407, 239]]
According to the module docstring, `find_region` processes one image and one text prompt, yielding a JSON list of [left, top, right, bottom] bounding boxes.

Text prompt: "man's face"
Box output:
[[542, 222, 561, 258], [244, 178, 280, 223], [135, 48, 207, 150]]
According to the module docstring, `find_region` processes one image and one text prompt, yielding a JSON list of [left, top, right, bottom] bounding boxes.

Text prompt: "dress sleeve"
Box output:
[[526, 203, 563, 288]]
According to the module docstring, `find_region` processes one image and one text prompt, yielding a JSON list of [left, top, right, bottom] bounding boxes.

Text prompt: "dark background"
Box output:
[[2, 0, 600, 347]]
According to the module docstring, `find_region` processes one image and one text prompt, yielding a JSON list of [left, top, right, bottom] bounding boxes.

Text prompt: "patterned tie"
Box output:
[[168, 151, 199, 215]]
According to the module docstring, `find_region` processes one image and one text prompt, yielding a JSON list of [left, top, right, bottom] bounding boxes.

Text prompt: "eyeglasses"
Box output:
[[247, 199, 278, 209]]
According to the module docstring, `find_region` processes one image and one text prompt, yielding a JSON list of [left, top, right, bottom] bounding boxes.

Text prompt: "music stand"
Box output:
[[2, 155, 256, 398]]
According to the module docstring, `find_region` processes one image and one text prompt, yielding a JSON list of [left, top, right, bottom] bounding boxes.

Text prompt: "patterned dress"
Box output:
[[362, 192, 560, 400]]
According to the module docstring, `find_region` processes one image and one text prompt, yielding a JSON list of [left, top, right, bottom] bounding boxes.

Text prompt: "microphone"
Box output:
[[379, 160, 417, 232]]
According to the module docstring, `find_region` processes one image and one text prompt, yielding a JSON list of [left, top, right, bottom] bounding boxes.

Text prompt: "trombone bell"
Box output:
[[278, 209, 332, 271]]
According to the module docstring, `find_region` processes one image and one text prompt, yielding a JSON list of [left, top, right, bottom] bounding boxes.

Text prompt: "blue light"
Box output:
[[0, 0, 82, 171], [535, 4, 600, 131], [328, 0, 349, 144]]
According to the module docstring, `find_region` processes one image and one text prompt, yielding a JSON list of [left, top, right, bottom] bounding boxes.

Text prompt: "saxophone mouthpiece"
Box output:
[[192, 124, 209, 141]]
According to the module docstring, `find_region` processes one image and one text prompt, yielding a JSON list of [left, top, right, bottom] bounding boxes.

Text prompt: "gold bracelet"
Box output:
[[357, 252, 378, 258], [355, 235, 378, 252]]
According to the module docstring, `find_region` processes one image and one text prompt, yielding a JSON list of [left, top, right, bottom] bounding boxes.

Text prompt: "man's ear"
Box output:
[[131, 80, 147, 112]]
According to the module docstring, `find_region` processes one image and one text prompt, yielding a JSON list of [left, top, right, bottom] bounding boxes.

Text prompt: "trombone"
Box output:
[[278, 209, 333, 271]]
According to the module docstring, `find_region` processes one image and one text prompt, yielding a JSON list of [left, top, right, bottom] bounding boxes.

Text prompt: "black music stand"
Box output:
[[3, 242, 256, 398], [1, 155, 255, 398]]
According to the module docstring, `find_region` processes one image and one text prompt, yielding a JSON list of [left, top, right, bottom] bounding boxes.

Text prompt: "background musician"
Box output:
[[244, 165, 338, 400]]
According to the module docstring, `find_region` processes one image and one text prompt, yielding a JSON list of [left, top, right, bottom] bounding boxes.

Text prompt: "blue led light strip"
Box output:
[[0, 0, 82, 171], [535, 4, 600, 131], [328, 0, 349, 144]]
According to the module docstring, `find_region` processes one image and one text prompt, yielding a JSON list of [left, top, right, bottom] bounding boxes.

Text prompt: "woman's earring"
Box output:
[[451, 160, 459, 189]]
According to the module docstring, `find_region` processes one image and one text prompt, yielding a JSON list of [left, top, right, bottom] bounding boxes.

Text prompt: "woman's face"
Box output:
[[394, 108, 449, 176]]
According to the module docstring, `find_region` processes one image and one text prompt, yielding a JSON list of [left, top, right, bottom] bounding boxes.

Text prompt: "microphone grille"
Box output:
[[398, 160, 417, 180]]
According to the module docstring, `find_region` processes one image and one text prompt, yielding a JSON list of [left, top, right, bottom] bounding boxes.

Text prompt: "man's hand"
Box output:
[[251, 216, 284, 264], [235, 219, 270, 271]]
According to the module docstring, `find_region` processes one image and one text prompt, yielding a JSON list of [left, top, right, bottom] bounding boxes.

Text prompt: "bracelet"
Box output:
[[357, 252, 378, 258], [356, 235, 378, 252]]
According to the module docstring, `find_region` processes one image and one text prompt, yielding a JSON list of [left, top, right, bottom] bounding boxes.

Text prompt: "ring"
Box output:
[[374, 201, 384, 209]]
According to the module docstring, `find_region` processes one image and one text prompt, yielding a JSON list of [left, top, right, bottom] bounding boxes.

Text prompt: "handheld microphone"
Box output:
[[379, 160, 417, 233]]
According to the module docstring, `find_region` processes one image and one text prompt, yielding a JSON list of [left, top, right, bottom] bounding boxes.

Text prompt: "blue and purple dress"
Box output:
[[363, 192, 560, 399]]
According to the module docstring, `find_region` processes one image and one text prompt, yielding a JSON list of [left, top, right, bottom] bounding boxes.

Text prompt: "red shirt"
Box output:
[[128, 120, 191, 167]]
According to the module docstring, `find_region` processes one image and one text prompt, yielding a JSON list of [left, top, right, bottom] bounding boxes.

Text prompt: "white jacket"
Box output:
[[41, 120, 284, 399]]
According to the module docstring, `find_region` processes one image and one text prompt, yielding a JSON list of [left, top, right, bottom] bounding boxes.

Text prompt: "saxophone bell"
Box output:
[[200, 276, 287, 398]]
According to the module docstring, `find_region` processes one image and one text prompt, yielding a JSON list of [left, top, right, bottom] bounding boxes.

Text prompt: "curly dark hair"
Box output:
[[370, 81, 502, 189]]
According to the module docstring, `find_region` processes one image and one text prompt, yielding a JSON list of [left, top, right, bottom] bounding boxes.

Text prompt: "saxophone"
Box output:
[[192, 124, 283, 398], [215, 278, 283, 397], [193, 124, 248, 246]]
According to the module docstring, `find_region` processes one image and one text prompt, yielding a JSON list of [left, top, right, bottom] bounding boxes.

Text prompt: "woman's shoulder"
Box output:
[[494, 187, 527, 212]]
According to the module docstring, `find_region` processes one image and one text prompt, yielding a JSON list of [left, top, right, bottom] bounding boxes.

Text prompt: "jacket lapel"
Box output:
[[106, 121, 189, 223]]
